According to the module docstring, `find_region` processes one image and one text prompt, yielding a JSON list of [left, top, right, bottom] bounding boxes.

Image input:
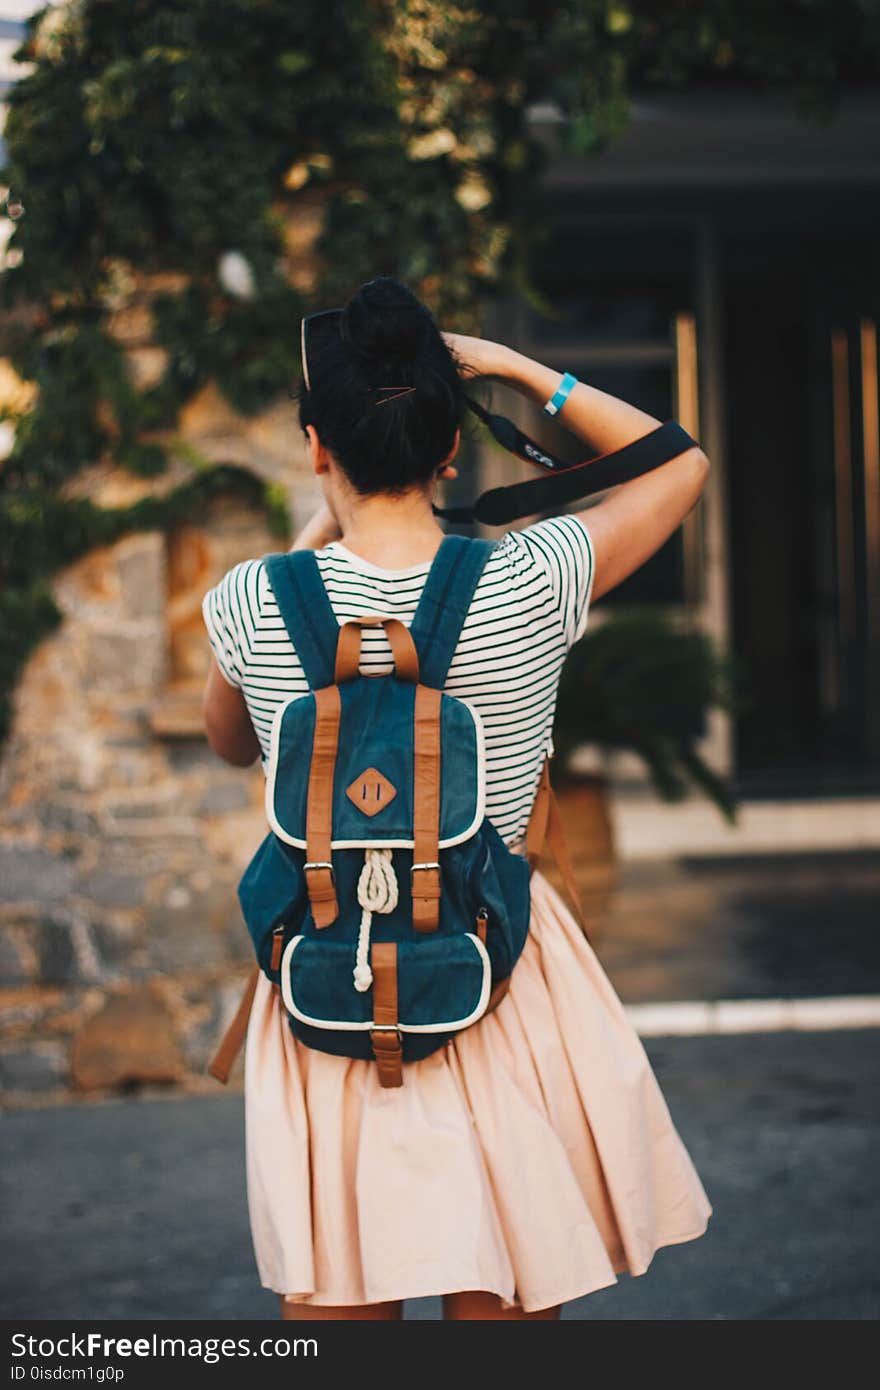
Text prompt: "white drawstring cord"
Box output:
[[353, 849, 398, 991]]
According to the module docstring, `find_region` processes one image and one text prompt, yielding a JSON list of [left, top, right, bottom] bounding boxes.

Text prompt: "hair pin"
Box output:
[[374, 385, 416, 405]]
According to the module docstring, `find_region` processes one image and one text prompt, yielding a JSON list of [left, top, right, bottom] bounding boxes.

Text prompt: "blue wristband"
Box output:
[[543, 371, 578, 417]]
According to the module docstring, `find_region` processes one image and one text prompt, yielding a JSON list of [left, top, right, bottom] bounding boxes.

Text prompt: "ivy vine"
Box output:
[[1, 0, 877, 742]]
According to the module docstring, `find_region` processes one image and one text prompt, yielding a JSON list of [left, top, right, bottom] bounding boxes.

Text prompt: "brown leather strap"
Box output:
[[546, 784, 589, 939], [485, 974, 511, 1015], [525, 757, 589, 941], [334, 621, 364, 682], [525, 757, 551, 860], [335, 617, 419, 684], [305, 685, 341, 928], [412, 683, 442, 932], [370, 941, 403, 1087], [207, 963, 261, 1084]]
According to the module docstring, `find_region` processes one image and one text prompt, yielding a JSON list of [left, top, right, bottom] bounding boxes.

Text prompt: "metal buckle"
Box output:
[[304, 860, 335, 883], [411, 862, 440, 880], [370, 1024, 402, 1046]]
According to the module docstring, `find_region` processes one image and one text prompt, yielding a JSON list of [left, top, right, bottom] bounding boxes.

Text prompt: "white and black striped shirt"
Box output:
[[202, 515, 594, 846]]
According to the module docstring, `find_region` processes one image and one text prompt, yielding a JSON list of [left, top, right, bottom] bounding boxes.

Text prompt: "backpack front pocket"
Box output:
[[280, 932, 491, 1034]]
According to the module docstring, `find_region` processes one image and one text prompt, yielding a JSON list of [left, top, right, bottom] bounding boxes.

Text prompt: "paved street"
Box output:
[[591, 850, 880, 1004], [2, 1028, 878, 1321]]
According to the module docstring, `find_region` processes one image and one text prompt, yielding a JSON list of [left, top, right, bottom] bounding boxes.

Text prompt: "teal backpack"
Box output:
[[212, 535, 536, 1088]]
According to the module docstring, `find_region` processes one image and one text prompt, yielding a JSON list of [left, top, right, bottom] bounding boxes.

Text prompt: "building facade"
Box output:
[[479, 92, 880, 823]]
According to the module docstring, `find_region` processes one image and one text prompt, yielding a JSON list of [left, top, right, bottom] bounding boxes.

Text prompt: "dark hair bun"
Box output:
[[341, 275, 428, 370], [298, 274, 464, 496]]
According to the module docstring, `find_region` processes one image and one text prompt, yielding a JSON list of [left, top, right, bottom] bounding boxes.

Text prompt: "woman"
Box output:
[[202, 275, 712, 1321]]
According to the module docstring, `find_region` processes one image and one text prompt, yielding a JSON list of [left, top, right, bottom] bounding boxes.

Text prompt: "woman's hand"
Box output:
[[442, 331, 513, 382], [290, 500, 342, 552]]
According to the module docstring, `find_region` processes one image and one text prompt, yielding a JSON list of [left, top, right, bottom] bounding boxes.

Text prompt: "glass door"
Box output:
[[827, 316, 880, 764]]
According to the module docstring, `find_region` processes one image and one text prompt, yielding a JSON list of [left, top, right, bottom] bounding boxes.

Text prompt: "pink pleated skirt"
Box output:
[[243, 871, 712, 1312]]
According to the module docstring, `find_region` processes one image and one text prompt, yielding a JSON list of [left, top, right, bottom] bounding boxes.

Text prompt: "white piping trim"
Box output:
[[403, 932, 491, 1032], [264, 692, 308, 835], [279, 932, 491, 1034], [280, 937, 369, 1029], [265, 694, 487, 851]]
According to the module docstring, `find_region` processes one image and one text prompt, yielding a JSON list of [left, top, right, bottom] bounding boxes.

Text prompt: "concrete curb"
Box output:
[[625, 994, 880, 1036]]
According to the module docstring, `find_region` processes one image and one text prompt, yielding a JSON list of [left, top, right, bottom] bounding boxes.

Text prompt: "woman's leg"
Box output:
[[280, 1296, 403, 1321], [443, 1291, 560, 1321]]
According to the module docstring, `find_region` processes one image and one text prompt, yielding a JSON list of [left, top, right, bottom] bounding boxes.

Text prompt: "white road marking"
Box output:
[[625, 995, 880, 1036]]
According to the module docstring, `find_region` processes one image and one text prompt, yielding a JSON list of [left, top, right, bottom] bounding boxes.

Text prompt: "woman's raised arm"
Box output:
[[444, 333, 710, 603]]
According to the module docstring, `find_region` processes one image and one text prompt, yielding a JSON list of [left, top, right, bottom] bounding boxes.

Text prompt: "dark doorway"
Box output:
[[514, 187, 880, 797], [724, 211, 880, 794]]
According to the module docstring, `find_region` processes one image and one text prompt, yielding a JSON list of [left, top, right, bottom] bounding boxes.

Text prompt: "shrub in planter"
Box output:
[[545, 609, 739, 933]]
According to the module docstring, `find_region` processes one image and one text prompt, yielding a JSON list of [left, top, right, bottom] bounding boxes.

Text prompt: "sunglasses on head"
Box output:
[[300, 308, 343, 392], [300, 309, 696, 526]]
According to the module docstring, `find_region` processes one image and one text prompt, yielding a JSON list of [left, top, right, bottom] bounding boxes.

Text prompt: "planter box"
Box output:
[[535, 774, 617, 941]]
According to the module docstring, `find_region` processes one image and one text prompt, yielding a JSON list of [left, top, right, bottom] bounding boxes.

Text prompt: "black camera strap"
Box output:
[[434, 396, 697, 527]]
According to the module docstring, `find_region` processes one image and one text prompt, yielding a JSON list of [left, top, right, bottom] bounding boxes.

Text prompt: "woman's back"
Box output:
[[203, 513, 594, 846], [201, 277, 712, 1319]]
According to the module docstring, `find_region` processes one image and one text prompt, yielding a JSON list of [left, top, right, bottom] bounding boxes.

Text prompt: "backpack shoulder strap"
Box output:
[[263, 550, 339, 690], [409, 535, 497, 689], [525, 758, 589, 942]]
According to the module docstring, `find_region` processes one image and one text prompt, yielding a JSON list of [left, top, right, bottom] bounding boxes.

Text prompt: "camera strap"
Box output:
[[434, 396, 697, 527]]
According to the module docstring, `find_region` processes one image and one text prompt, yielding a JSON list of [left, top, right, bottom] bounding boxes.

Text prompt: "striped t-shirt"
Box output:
[[202, 515, 594, 846]]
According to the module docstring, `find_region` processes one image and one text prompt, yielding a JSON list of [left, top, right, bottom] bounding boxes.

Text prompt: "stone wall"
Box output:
[[0, 442, 319, 1104], [0, 198, 337, 1103]]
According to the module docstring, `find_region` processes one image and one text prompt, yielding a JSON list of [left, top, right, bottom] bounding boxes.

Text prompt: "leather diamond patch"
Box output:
[[345, 767, 397, 817]]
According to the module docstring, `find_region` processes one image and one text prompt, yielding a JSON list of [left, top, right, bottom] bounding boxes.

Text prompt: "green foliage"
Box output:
[[0, 0, 877, 744], [555, 611, 740, 821]]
